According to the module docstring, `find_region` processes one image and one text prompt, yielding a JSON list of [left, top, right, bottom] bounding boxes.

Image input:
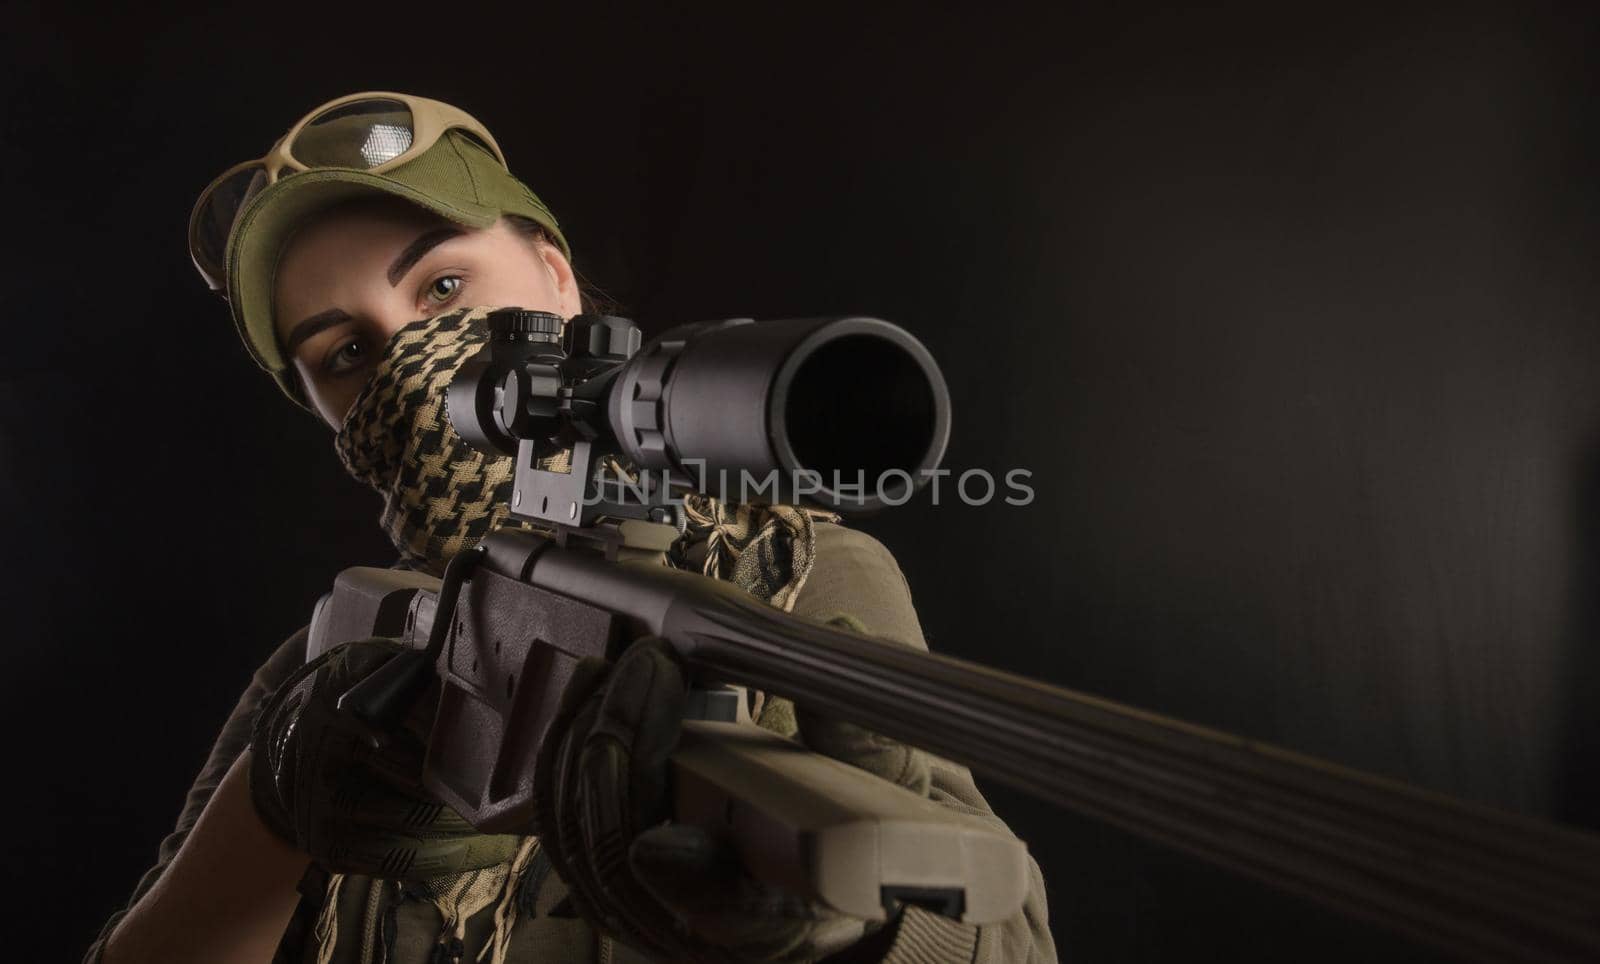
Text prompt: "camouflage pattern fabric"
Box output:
[[670, 493, 839, 613]]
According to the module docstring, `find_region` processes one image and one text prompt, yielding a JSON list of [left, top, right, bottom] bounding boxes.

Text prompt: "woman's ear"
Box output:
[[536, 242, 583, 319]]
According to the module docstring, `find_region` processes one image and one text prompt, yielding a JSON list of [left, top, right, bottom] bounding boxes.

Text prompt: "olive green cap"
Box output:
[[224, 129, 569, 404]]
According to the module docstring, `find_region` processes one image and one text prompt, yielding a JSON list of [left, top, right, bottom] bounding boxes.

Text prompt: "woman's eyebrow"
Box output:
[[387, 226, 466, 286], [284, 308, 353, 356]]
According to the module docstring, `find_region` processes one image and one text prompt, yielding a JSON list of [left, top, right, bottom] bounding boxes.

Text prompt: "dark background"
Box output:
[[4, 3, 1597, 960]]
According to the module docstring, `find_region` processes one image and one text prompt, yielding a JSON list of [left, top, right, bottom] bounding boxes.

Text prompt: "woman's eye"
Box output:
[[325, 338, 368, 375], [424, 275, 464, 306]]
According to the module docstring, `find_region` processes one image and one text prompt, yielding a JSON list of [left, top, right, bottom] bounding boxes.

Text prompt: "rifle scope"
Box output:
[[448, 310, 951, 520]]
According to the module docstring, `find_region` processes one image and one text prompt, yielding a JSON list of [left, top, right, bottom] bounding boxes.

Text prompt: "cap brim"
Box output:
[[225, 168, 500, 374]]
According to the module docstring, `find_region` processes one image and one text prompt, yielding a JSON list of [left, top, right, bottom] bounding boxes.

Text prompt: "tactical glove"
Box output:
[[533, 620, 935, 963], [249, 637, 522, 879]]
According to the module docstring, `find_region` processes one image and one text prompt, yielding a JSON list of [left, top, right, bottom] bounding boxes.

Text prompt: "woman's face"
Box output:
[[273, 199, 580, 428]]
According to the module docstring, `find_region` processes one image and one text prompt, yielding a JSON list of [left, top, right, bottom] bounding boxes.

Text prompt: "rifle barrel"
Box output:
[[516, 533, 1600, 963]]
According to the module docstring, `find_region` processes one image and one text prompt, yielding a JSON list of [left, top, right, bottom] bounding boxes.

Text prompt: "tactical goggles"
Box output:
[[188, 92, 506, 294]]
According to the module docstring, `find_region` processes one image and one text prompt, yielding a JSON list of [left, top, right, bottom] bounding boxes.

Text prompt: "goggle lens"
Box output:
[[293, 98, 416, 169], [191, 163, 269, 289]]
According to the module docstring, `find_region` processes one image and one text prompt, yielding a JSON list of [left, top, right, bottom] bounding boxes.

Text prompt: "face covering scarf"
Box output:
[[334, 305, 549, 574]]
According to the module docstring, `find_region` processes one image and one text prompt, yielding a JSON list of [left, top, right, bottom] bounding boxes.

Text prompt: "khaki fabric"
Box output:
[[86, 524, 1056, 963]]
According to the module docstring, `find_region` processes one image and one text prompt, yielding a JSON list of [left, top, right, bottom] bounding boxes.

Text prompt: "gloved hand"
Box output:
[[249, 637, 522, 879], [788, 613, 932, 800], [533, 620, 934, 963]]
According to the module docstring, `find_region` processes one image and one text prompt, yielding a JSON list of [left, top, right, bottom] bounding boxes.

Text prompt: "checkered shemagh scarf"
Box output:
[[334, 306, 553, 574]]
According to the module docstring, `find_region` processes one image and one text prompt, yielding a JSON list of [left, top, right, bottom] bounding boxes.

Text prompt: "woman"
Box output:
[[88, 92, 1054, 964]]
